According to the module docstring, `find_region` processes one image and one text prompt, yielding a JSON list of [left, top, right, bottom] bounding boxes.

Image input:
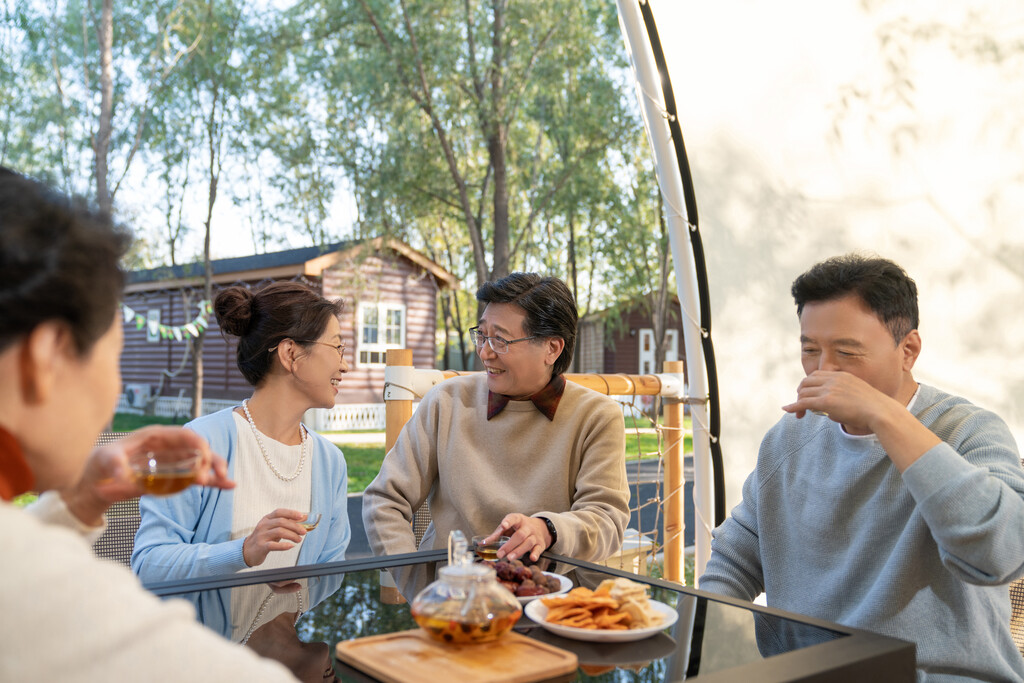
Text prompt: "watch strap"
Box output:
[[538, 516, 557, 549]]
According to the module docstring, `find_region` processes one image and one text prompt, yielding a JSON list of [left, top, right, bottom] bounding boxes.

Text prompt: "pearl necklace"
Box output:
[[241, 399, 307, 482]]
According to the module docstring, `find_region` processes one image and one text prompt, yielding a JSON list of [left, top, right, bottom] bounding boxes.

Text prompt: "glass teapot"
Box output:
[[410, 531, 522, 644]]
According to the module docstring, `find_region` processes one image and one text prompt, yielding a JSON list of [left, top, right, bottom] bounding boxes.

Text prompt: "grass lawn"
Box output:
[[111, 413, 184, 431], [337, 443, 386, 493]]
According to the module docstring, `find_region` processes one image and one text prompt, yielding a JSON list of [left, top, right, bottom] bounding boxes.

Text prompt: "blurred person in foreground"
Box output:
[[362, 272, 630, 597], [700, 253, 1024, 682], [0, 166, 299, 681], [133, 282, 351, 586]]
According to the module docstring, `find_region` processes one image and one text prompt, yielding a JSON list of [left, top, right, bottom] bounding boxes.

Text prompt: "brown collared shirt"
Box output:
[[487, 374, 566, 421]]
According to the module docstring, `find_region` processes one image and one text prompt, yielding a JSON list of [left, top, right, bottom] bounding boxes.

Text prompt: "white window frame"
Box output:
[[357, 302, 407, 367], [638, 328, 679, 374]]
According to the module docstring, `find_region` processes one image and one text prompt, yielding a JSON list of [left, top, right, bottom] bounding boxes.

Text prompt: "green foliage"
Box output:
[[2, 0, 673, 317]]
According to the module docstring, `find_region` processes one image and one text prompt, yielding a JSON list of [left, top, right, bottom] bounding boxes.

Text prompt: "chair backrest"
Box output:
[[1009, 578, 1024, 656], [412, 502, 431, 548], [90, 432, 141, 567], [1012, 456, 1024, 657]]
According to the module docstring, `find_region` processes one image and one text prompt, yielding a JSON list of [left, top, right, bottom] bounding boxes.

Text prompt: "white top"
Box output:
[[230, 411, 312, 573], [229, 412, 313, 645]]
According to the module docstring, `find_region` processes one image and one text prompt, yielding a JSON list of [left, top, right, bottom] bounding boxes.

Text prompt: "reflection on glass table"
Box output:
[[150, 551, 914, 683]]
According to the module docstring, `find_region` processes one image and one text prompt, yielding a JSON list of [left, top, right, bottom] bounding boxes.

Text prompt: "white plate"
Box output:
[[525, 598, 678, 642], [514, 572, 573, 604]]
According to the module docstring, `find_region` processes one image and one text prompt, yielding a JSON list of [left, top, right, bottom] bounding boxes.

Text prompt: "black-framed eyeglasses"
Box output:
[[468, 326, 536, 354]]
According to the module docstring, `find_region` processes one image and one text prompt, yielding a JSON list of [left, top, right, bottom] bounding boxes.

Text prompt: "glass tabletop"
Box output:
[[148, 551, 914, 683]]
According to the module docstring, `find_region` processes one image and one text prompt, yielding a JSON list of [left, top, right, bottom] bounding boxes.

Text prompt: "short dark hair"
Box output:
[[476, 273, 577, 376], [0, 167, 130, 354], [791, 254, 919, 344], [214, 281, 343, 386]]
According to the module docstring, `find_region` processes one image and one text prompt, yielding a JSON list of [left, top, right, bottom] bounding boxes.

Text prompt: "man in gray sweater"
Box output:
[[700, 254, 1024, 682]]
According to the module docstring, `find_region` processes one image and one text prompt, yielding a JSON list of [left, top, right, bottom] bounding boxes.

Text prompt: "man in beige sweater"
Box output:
[[362, 273, 630, 596]]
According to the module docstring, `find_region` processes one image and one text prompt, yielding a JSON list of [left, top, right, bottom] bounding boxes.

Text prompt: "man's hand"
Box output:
[[782, 370, 892, 433], [782, 370, 940, 471], [61, 425, 234, 526], [243, 509, 308, 567], [484, 513, 551, 563]]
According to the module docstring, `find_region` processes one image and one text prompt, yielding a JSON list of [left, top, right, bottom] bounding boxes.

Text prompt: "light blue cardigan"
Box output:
[[131, 408, 350, 584]]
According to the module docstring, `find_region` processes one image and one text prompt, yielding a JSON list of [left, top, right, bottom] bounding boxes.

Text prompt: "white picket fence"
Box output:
[[116, 394, 389, 431]]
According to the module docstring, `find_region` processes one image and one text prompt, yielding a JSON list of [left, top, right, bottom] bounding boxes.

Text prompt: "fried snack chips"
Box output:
[[540, 579, 664, 630]]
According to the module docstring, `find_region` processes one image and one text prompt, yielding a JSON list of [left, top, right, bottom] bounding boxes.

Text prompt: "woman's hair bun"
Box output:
[[213, 286, 256, 337]]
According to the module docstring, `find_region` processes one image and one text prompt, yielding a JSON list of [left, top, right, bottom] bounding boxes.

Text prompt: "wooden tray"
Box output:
[[335, 629, 578, 683]]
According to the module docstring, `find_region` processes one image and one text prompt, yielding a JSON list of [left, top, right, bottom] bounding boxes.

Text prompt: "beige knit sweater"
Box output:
[[362, 375, 630, 578]]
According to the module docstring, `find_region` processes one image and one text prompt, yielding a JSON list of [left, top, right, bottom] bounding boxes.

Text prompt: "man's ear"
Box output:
[[901, 330, 922, 371], [19, 322, 68, 404], [544, 337, 565, 367]]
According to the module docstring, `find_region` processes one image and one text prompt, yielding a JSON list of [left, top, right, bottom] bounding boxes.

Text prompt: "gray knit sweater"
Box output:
[[701, 383, 1024, 681]]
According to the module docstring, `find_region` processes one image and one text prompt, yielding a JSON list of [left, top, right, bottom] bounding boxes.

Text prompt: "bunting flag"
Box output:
[[120, 300, 213, 341]]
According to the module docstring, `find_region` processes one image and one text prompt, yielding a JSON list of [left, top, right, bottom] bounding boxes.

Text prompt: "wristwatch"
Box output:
[[538, 516, 557, 549]]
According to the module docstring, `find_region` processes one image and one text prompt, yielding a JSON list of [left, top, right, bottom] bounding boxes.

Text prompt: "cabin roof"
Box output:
[[126, 237, 458, 293]]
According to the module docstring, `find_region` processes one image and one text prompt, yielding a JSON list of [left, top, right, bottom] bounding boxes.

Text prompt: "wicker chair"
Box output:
[[1010, 578, 1024, 656], [90, 432, 141, 567]]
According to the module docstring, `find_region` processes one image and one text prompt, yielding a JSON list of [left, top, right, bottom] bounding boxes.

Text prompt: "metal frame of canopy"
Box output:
[[615, 0, 727, 583]]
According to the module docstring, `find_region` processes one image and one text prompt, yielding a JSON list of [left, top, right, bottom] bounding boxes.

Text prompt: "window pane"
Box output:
[[362, 306, 380, 344]]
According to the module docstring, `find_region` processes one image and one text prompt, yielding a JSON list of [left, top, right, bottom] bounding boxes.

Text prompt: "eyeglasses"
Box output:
[[270, 339, 346, 360], [302, 340, 346, 360], [468, 326, 536, 354]]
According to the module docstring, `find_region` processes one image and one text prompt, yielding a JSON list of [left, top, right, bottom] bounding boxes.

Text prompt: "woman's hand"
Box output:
[[61, 425, 234, 526], [243, 508, 308, 567]]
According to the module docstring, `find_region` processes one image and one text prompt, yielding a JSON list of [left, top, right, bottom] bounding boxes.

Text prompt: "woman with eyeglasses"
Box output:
[[362, 273, 630, 598], [133, 282, 351, 592]]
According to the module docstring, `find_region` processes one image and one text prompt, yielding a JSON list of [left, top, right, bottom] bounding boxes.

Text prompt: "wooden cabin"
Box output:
[[120, 238, 457, 411], [576, 298, 687, 376]]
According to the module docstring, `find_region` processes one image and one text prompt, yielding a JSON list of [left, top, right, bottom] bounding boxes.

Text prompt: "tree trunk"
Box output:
[[192, 80, 220, 420], [486, 0, 509, 281], [93, 0, 113, 214], [649, 196, 673, 420]]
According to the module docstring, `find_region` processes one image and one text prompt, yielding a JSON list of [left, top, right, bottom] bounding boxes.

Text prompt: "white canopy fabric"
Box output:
[[616, 0, 724, 582]]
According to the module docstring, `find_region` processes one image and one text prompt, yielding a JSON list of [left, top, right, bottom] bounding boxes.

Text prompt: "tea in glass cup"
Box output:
[[300, 513, 322, 531], [472, 535, 510, 561], [129, 448, 200, 496]]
